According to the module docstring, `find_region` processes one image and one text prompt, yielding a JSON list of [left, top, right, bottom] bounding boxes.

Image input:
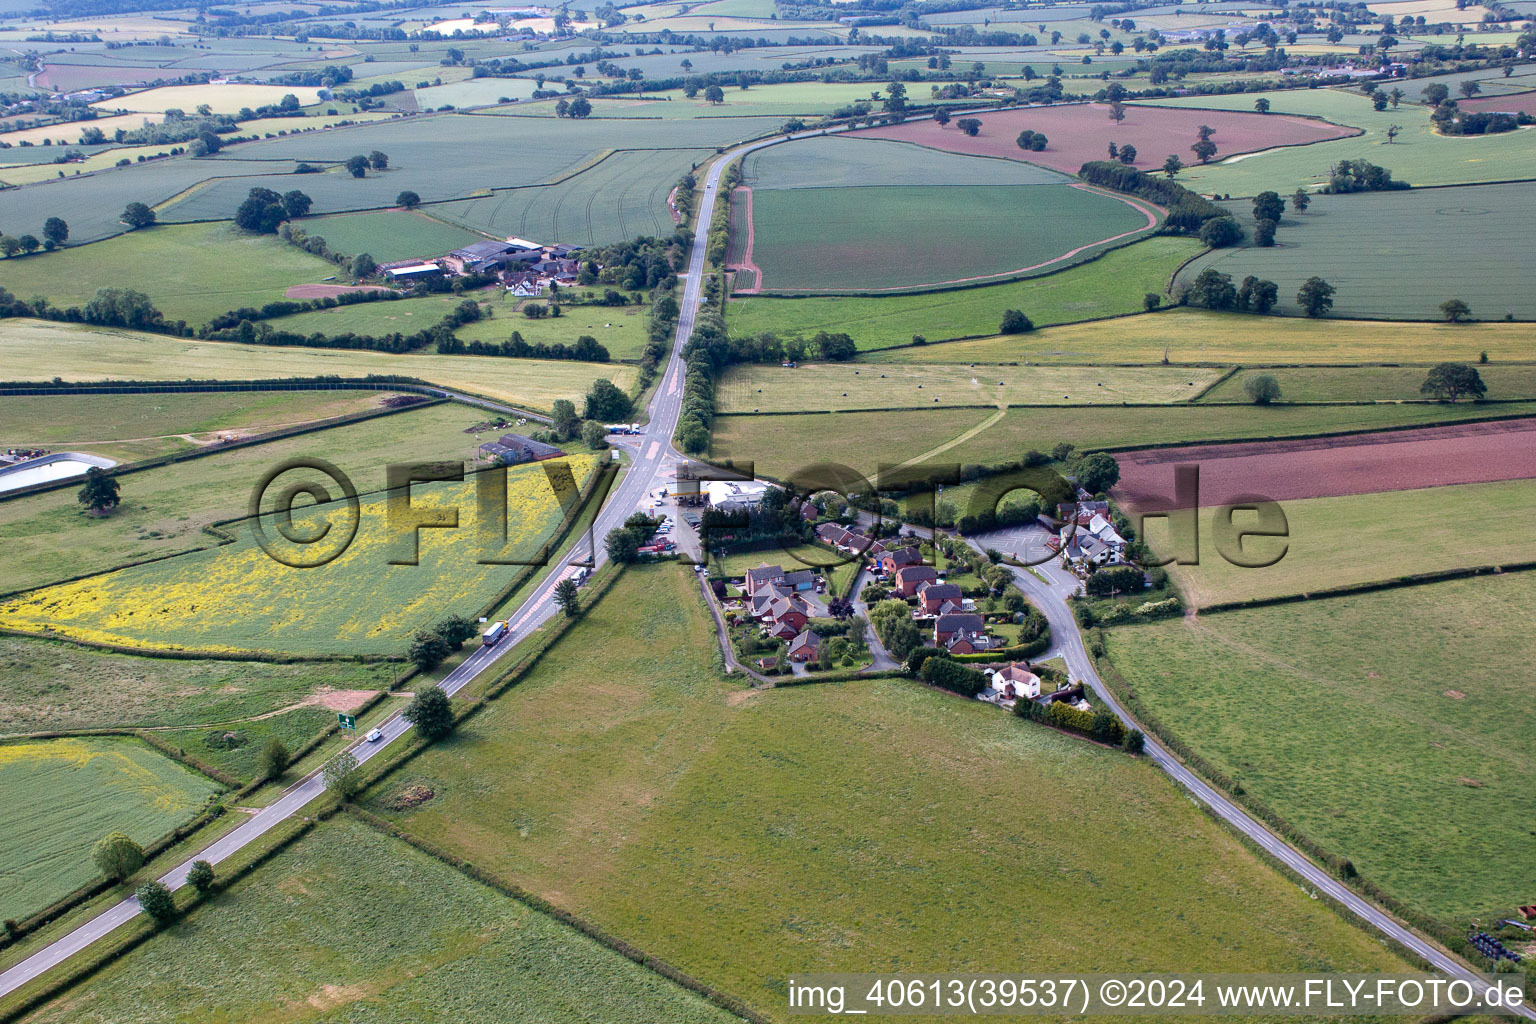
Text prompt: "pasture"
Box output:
[[368, 566, 1409, 1018], [0, 389, 396, 465], [297, 209, 488, 262], [1104, 568, 1536, 920], [95, 83, 325, 114], [0, 455, 600, 656], [451, 299, 652, 361], [716, 363, 1223, 413], [0, 320, 638, 413], [0, 736, 220, 922], [1134, 89, 1536, 191], [849, 101, 1354, 176], [741, 134, 1070, 190], [255, 293, 486, 336], [1203, 364, 1536, 403], [708, 401, 1536, 479], [0, 222, 336, 325], [864, 309, 1536, 364], [17, 817, 738, 1024], [725, 235, 1202, 350], [1175, 184, 1536, 320], [1146, 478, 1536, 607], [0, 634, 393, 734]]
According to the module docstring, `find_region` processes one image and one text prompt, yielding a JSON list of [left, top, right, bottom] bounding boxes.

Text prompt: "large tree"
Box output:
[[93, 831, 144, 881], [1296, 276, 1335, 317], [1439, 298, 1471, 322], [1420, 362, 1486, 402], [322, 750, 362, 799], [1186, 267, 1237, 310], [77, 467, 121, 513], [404, 687, 455, 741], [368, 149, 389, 170], [257, 737, 289, 780], [136, 881, 176, 925], [42, 217, 68, 249], [1073, 452, 1120, 494], [1251, 190, 1285, 223], [281, 190, 312, 218], [555, 578, 581, 618], [121, 201, 156, 229], [345, 155, 369, 178], [584, 378, 632, 421], [550, 398, 579, 439], [408, 631, 451, 671], [1244, 373, 1282, 404]]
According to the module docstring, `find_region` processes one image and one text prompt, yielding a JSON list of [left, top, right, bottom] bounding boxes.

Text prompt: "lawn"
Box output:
[[710, 542, 858, 595], [298, 208, 490, 262], [1174, 184, 1536, 320], [0, 634, 394, 734], [0, 400, 490, 595], [0, 319, 638, 414], [0, 222, 336, 325], [0, 389, 399, 465], [1133, 87, 1536, 192], [1103, 568, 1536, 921], [725, 235, 1202, 351], [710, 402, 1536, 480], [1203, 364, 1536, 403], [365, 566, 1408, 1019], [0, 736, 220, 922], [1153, 478, 1536, 608], [716, 363, 1224, 413], [17, 817, 739, 1024], [861, 309, 1536, 364], [0, 455, 601, 657]]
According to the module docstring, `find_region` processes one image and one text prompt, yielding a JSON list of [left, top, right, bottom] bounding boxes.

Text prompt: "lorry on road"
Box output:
[[482, 621, 508, 647]]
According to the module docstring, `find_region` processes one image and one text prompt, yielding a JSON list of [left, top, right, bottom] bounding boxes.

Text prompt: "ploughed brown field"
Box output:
[[1112, 416, 1536, 509], [849, 102, 1357, 176], [1457, 90, 1536, 117]]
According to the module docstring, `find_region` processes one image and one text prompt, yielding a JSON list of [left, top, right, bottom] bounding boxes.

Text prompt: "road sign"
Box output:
[[338, 714, 356, 730]]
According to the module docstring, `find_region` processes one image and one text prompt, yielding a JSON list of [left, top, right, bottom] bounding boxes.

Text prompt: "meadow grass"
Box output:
[[709, 401, 1536, 479], [0, 400, 490, 595], [365, 566, 1409, 1019], [18, 817, 739, 1024], [0, 455, 600, 657], [0, 634, 395, 734], [0, 735, 220, 922], [0, 222, 336, 325], [0, 389, 397, 465], [1155, 479, 1536, 608], [1202, 364, 1536, 403], [725, 236, 1202, 350], [861, 309, 1536, 365], [1104, 568, 1536, 920], [297, 208, 489, 262], [451, 296, 653, 361], [0, 319, 638, 412], [717, 362, 1224, 413]]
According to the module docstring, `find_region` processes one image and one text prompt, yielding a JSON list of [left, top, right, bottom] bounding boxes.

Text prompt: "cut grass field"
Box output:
[[1203, 364, 1536, 403], [0, 319, 638, 413], [17, 816, 739, 1024], [365, 566, 1409, 1019], [1175, 184, 1536, 321], [725, 235, 1202, 351], [297, 208, 489, 262], [452, 297, 653, 361], [257, 293, 484, 336], [716, 362, 1224, 413], [0, 389, 399, 465], [0, 222, 336, 326], [0, 634, 394, 734], [0, 455, 600, 657], [95, 82, 324, 114], [0, 400, 489, 595], [1103, 568, 1536, 920], [0, 735, 220, 922], [860, 309, 1536, 364], [710, 401, 1536, 479], [1151, 478, 1536, 608]]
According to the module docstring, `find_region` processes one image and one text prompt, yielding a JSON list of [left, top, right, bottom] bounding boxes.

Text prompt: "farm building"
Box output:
[[478, 433, 566, 465]]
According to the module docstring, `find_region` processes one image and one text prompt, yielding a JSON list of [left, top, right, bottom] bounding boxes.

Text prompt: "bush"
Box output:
[[999, 309, 1033, 334], [135, 881, 176, 925], [257, 736, 290, 781], [1244, 373, 1282, 405], [186, 859, 215, 894], [93, 831, 144, 881], [921, 656, 987, 697]]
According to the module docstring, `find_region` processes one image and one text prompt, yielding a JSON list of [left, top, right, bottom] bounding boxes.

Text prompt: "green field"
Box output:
[[0, 455, 599, 656], [0, 635, 393, 734], [1133, 88, 1536, 193], [1103, 569, 1536, 920], [0, 319, 638, 414], [742, 135, 1070, 190], [365, 566, 1408, 1017], [1203, 364, 1536, 403], [0, 736, 220, 921], [861, 310, 1536, 365], [0, 389, 397, 465], [710, 542, 858, 595], [18, 817, 738, 1024], [744, 184, 1155, 293], [711, 402, 1536, 479], [298, 209, 489, 262], [725, 236, 1202, 351], [256, 293, 487, 337], [1175, 184, 1536, 320], [0, 401, 490, 595], [452, 297, 653, 361], [717, 363, 1225, 412], [0, 222, 336, 326], [1156, 479, 1536, 607]]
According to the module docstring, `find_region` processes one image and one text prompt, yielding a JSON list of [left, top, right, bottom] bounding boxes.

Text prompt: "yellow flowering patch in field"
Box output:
[[0, 456, 600, 657]]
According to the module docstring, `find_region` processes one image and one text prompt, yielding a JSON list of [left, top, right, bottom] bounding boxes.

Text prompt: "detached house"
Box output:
[[787, 629, 821, 663], [877, 546, 923, 574], [1058, 512, 1128, 570], [744, 564, 786, 597], [894, 564, 939, 597], [943, 628, 995, 655], [934, 612, 985, 647], [762, 594, 810, 639], [817, 523, 850, 547], [986, 662, 1041, 702], [915, 581, 964, 617]]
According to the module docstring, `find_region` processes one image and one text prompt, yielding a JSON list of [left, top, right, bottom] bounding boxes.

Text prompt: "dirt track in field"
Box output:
[[1112, 417, 1536, 509]]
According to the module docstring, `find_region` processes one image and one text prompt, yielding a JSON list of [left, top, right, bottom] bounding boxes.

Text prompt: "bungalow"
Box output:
[[836, 530, 883, 557], [877, 545, 923, 573], [478, 433, 566, 465], [987, 662, 1041, 701], [894, 564, 939, 597], [816, 522, 850, 547], [935, 612, 984, 647], [916, 581, 964, 617], [787, 629, 821, 663]]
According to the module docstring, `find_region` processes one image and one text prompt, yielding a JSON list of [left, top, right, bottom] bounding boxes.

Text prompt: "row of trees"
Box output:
[[0, 217, 68, 256]]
